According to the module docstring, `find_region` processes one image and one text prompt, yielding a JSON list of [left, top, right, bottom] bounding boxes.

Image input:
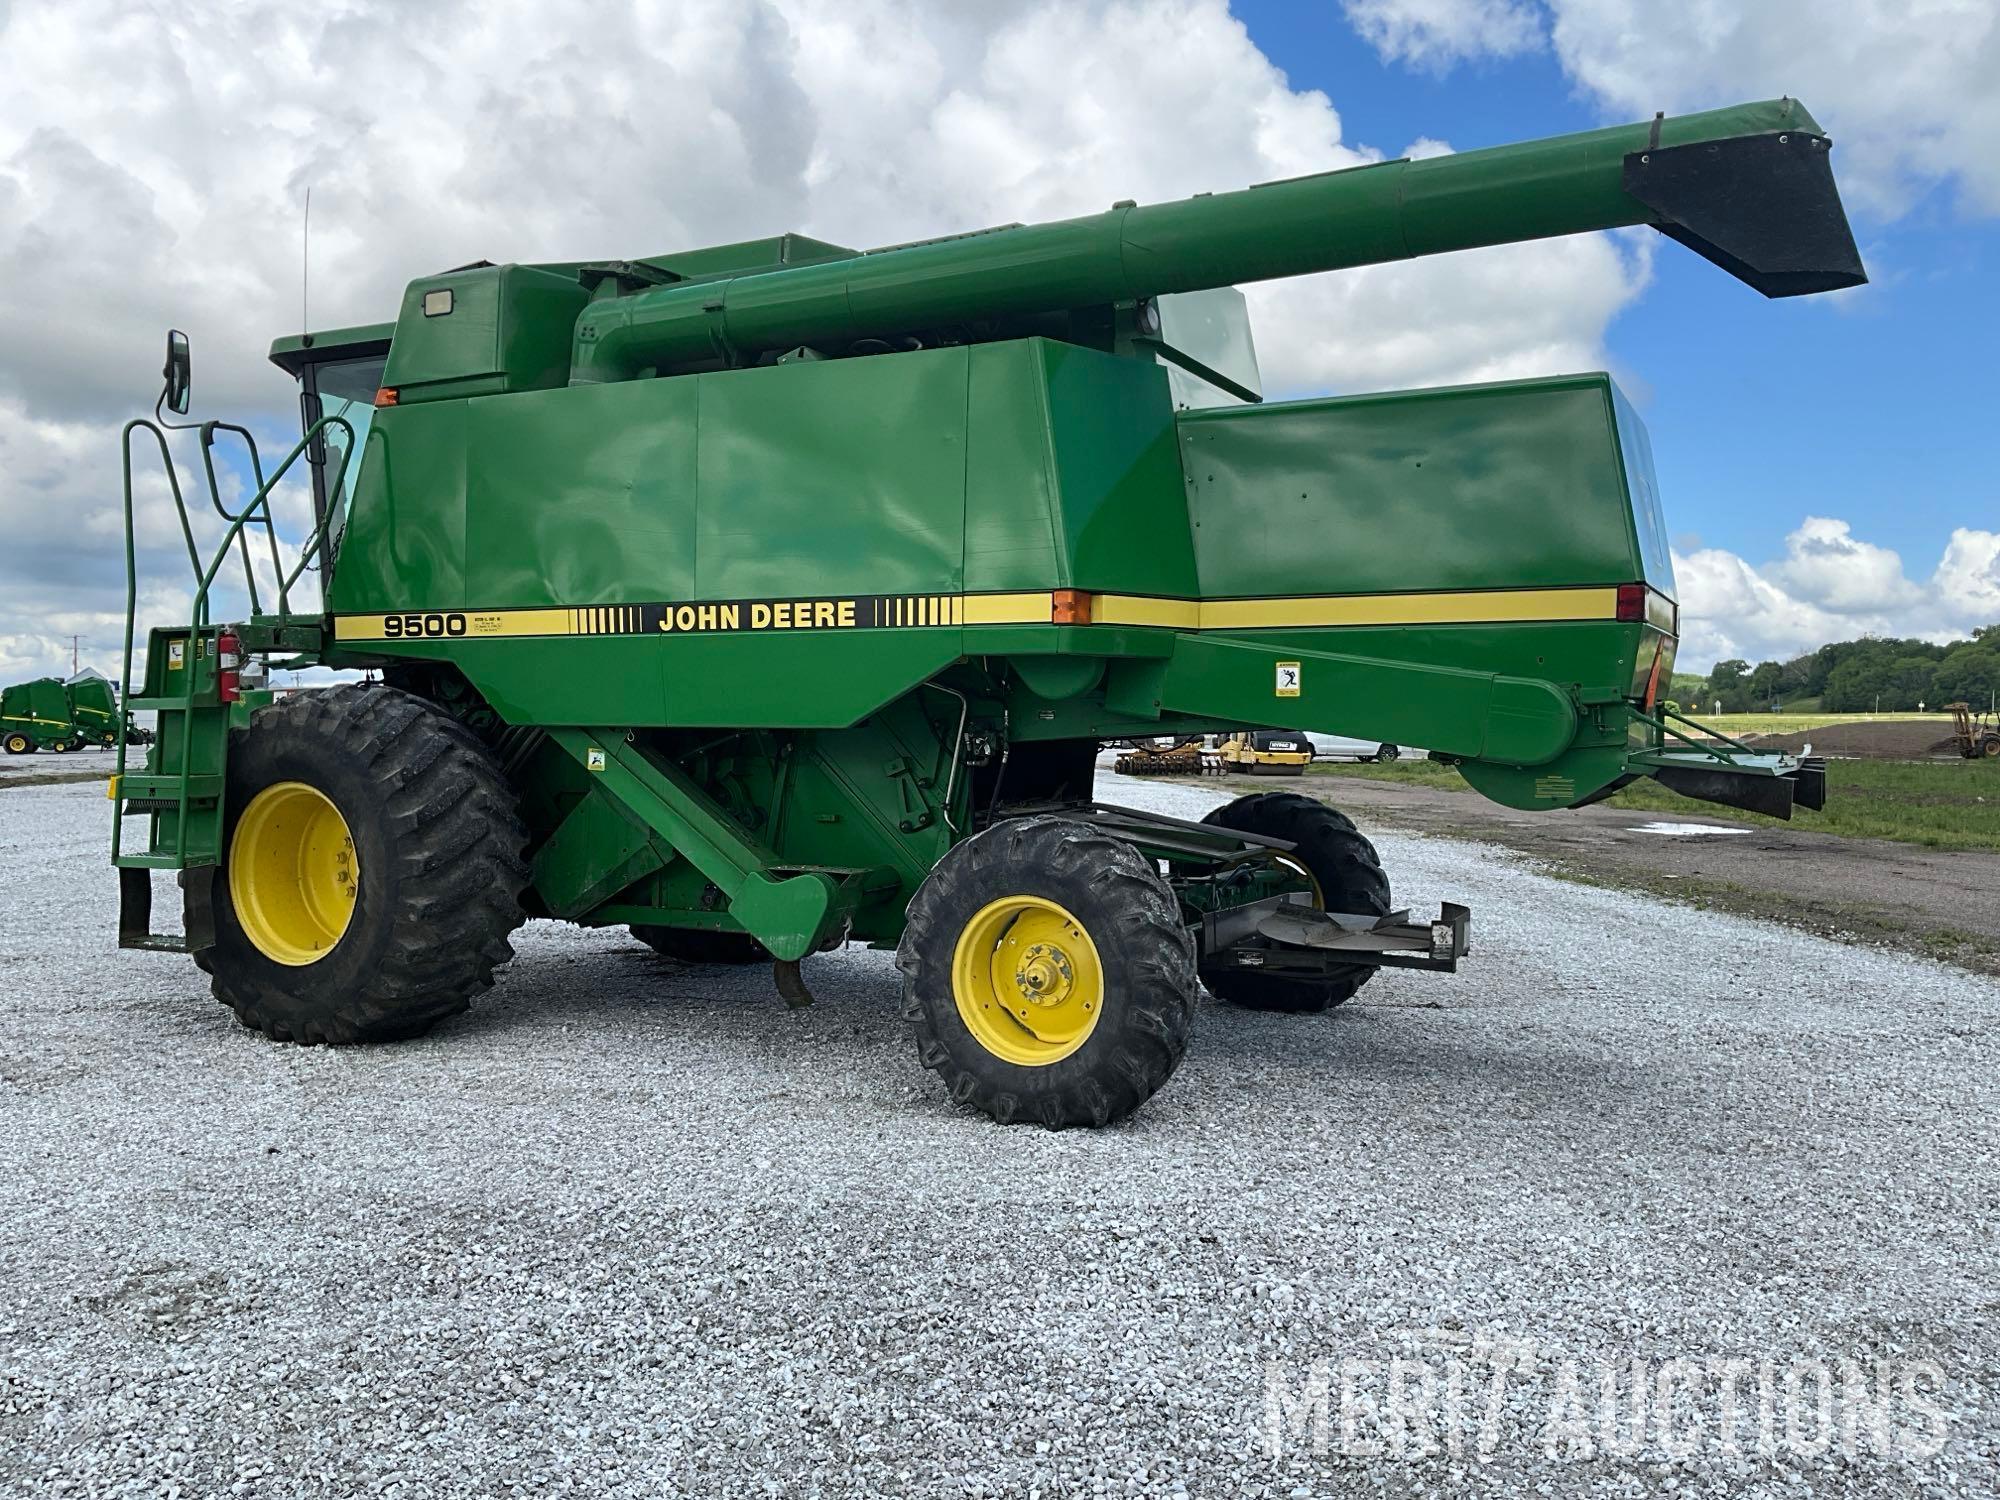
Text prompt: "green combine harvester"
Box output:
[[112, 99, 1861, 1125]]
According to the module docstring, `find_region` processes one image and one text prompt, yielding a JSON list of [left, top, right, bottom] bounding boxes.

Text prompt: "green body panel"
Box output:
[[466, 379, 700, 606], [1041, 346, 1197, 596], [382, 264, 589, 403], [333, 402, 470, 608], [963, 342, 1194, 595], [1179, 375, 1663, 596], [694, 349, 968, 599], [325, 339, 1203, 732]]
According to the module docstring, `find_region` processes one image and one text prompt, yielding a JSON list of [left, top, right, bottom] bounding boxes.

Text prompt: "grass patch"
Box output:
[[1306, 758, 1466, 790], [1683, 711, 1955, 736], [1308, 757, 2000, 851]]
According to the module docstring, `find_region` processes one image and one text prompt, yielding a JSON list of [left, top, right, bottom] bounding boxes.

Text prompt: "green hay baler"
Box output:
[[2, 678, 82, 754]]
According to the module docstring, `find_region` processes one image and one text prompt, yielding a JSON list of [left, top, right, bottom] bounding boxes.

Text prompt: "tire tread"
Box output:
[[211, 684, 528, 1044]]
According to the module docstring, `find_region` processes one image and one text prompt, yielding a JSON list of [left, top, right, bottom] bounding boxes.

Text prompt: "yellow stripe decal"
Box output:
[[332, 585, 1645, 643], [1093, 595, 1203, 629], [1175, 587, 1623, 630], [958, 593, 1050, 626]]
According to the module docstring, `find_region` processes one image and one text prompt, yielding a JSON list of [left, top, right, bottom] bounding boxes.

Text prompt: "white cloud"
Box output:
[[1343, 0, 2000, 218], [1673, 518, 2000, 671], [1933, 527, 2000, 624], [1763, 516, 1923, 615], [0, 0, 1660, 682], [1344, 0, 1542, 70]]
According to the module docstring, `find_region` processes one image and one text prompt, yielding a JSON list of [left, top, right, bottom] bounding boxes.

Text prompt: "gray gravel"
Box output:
[[0, 753, 116, 785], [1, 772, 1995, 1498]]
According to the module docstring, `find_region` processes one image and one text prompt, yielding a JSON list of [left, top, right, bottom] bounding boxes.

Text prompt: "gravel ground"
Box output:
[[1, 773, 1995, 1498], [0, 753, 115, 786]]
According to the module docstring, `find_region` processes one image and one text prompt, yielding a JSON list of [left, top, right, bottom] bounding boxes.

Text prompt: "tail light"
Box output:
[[216, 629, 242, 704], [1615, 583, 1647, 622]]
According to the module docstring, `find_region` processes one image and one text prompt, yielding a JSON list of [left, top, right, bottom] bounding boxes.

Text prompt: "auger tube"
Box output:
[[570, 97, 1863, 383]]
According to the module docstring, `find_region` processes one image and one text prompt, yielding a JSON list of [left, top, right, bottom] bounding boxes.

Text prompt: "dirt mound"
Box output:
[[1725, 720, 1958, 760]]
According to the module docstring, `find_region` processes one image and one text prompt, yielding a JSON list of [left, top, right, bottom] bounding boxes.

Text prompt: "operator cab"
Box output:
[[270, 325, 392, 568]]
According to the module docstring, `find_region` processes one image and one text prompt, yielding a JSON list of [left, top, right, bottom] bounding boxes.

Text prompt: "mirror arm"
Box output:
[[154, 384, 199, 433]]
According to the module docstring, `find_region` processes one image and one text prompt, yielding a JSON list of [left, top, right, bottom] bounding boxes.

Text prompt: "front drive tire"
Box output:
[[898, 815, 1197, 1128], [1199, 791, 1390, 1014], [208, 684, 528, 1044]]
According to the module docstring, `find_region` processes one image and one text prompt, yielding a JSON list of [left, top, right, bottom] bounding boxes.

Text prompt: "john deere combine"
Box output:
[[112, 99, 1861, 1125]]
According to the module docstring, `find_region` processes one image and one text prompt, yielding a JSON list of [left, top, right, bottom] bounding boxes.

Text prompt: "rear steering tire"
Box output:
[[898, 815, 1197, 1127], [1198, 791, 1390, 1014], [208, 684, 528, 1044], [629, 926, 771, 964]]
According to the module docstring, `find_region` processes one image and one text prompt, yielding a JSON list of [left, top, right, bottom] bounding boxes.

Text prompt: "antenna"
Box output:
[[302, 187, 311, 341]]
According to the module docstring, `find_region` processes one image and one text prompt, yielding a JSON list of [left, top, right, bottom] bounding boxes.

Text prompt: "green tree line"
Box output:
[[1671, 624, 2000, 714]]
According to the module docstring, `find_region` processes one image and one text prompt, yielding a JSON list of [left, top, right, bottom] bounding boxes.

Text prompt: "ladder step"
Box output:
[[117, 773, 222, 800], [113, 853, 218, 871], [126, 696, 206, 711], [120, 934, 198, 953]]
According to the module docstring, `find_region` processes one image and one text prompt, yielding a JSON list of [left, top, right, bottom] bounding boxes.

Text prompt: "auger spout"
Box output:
[[570, 97, 1863, 384]]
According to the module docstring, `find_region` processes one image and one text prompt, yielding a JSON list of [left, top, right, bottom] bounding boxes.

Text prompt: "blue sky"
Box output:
[[1238, 0, 1996, 598]]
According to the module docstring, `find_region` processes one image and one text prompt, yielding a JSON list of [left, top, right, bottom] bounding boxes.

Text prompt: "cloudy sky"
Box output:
[[1, 0, 1995, 680]]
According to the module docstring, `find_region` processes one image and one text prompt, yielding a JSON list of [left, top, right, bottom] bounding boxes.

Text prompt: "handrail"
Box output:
[[198, 422, 278, 617], [112, 413, 354, 871], [1660, 704, 1760, 756], [1629, 704, 1782, 769]]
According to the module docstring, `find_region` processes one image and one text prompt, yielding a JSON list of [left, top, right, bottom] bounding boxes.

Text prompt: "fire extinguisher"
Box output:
[[216, 628, 242, 704]]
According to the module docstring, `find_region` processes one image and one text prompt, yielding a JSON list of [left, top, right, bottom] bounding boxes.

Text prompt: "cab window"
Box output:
[[300, 354, 386, 554]]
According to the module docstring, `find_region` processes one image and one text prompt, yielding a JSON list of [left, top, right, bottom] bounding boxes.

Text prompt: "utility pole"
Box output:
[[70, 635, 80, 675]]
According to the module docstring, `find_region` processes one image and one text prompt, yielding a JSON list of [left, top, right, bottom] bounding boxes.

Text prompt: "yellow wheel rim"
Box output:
[[1274, 854, 1324, 909], [951, 895, 1105, 1066], [228, 781, 359, 966]]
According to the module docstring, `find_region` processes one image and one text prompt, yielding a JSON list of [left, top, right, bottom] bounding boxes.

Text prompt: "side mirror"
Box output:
[[163, 330, 191, 415]]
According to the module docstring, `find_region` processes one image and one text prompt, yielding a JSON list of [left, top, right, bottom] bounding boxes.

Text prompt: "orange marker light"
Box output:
[[1642, 639, 1665, 711], [1050, 589, 1093, 625], [373, 387, 399, 407]]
